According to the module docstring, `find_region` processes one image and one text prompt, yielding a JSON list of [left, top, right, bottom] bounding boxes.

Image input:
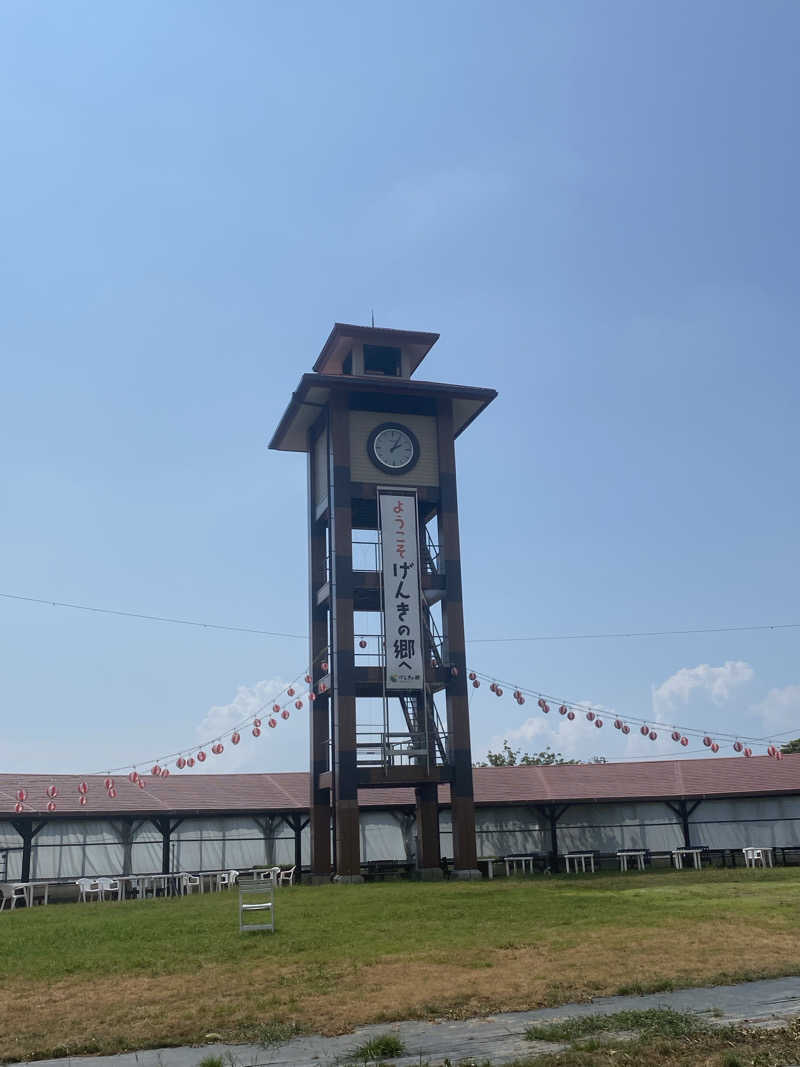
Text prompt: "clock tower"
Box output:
[[270, 324, 496, 880]]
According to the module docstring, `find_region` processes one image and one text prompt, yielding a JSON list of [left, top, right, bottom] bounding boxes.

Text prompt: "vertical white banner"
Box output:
[[379, 489, 424, 691]]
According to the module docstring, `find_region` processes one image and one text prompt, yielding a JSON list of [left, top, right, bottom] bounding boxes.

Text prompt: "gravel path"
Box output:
[[13, 975, 800, 1067]]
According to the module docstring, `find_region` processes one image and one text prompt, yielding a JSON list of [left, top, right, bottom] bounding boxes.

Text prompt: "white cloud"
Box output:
[[652, 661, 754, 713], [195, 677, 294, 772], [754, 684, 800, 736]]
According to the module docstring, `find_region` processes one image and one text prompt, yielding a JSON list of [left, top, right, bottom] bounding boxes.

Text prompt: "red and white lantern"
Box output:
[[252, 726, 261, 738], [281, 709, 290, 720], [231, 733, 240, 746], [47, 785, 58, 799]]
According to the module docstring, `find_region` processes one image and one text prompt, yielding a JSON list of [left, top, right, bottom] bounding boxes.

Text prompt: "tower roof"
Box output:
[[313, 323, 439, 377]]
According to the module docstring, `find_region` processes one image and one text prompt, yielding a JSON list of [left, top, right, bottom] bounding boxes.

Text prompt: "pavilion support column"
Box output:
[[281, 814, 309, 883], [436, 398, 479, 879], [535, 804, 569, 871], [329, 393, 361, 881], [415, 785, 442, 879], [113, 819, 135, 876], [150, 817, 183, 875], [11, 819, 46, 882], [666, 799, 702, 849]]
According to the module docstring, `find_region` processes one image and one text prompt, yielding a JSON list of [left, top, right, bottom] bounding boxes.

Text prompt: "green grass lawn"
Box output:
[[1, 867, 799, 1062]]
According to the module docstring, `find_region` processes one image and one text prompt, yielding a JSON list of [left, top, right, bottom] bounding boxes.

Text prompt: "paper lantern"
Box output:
[[305, 674, 312, 683], [586, 711, 595, 722], [231, 733, 240, 745], [671, 731, 681, 742], [309, 692, 316, 701], [640, 725, 649, 737], [138, 777, 146, 789], [711, 742, 719, 753], [176, 757, 186, 769], [469, 672, 477, 681], [744, 747, 753, 758], [281, 709, 290, 720], [518, 696, 525, 705], [268, 718, 276, 728], [151, 765, 161, 776], [79, 795, 87, 807], [472, 679, 480, 688], [621, 724, 630, 734], [614, 719, 622, 730], [359, 639, 367, 648], [495, 687, 503, 697], [703, 737, 712, 748], [768, 745, 777, 757], [273, 704, 281, 713], [542, 702, 550, 713], [161, 768, 170, 778], [733, 741, 743, 753], [595, 718, 603, 728], [490, 683, 497, 693], [108, 788, 117, 798], [680, 736, 688, 747], [47, 785, 58, 798], [15, 802, 24, 814], [78, 781, 88, 795], [649, 730, 657, 741], [321, 661, 328, 672], [777, 751, 784, 760], [187, 757, 195, 768], [287, 687, 295, 697], [16, 789, 26, 802], [560, 705, 568, 716], [252, 726, 261, 737], [47, 801, 56, 813], [129, 770, 139, 782], [253, 718, 262, 728], [197, 751, 207, 762], [537, 697, 546, 709], [567, 711, 575, 721], [104, 777, 113, 791]]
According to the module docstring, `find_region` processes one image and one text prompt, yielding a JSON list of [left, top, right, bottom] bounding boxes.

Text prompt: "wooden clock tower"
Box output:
[[270, 324, 496, 880]]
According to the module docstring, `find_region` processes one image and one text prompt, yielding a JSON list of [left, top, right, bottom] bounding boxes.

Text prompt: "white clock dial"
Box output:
[[373, 427, 415, 469], [366, 421, 422, 475]]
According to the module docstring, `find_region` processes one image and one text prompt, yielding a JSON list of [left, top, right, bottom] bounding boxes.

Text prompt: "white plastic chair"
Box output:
[[99, 877, 121, 901], [228, 869, 240, 886], [181, 873, 200, 895], [239, 877, 274, 933], [279, 865, 296, 887], [0, 884, 27, 910], [76, 878, 102, 902]]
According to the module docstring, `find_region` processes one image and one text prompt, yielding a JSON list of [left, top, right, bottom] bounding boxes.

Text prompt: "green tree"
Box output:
[[780, 738, 800, 754], [474, 739, 605, 767]]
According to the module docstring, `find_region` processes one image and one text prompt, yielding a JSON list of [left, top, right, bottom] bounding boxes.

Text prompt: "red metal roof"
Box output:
[[1, 755, 798, 817]]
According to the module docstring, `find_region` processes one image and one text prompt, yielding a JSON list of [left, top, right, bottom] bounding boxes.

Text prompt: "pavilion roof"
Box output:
[[1, 755, 798, 818]]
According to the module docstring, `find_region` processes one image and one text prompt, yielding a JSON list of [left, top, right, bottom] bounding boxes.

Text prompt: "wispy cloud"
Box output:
[[753, 684, 800, 736], [195, 677, 292, 772], [652, 661, 754, 713]]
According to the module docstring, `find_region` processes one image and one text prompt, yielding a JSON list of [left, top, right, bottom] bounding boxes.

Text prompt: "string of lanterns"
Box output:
[[10, 653, 333, 815], [467, 668, 781, 761], [10, 653, 789, 814]]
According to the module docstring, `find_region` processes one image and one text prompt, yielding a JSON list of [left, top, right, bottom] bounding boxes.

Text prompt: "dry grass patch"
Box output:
[[1, 869, 800, 1061]]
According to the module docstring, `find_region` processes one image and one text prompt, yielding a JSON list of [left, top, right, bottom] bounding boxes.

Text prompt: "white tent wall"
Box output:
[[0, 822, 23, 880], [558, 802, 684, 852], [5, 794, 800, 879], [359, 810, 408, 861], [689, 796, 800, 849], [27, 821, 124, 880], [475, 806, 547, 856]]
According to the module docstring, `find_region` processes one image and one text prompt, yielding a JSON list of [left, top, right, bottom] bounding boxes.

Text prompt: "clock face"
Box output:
[[368, 422, 420, 474]]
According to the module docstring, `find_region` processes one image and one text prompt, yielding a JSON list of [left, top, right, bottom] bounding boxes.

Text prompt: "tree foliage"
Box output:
[[474, 739, 606, 767], [780, 738, 800, 754]]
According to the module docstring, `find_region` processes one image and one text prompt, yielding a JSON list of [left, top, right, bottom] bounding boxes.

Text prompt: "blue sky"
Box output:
[[2, 1, 799, 777]]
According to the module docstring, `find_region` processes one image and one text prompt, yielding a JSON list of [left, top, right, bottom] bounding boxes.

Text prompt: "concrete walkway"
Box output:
[[13, 975, 800, 1067]]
